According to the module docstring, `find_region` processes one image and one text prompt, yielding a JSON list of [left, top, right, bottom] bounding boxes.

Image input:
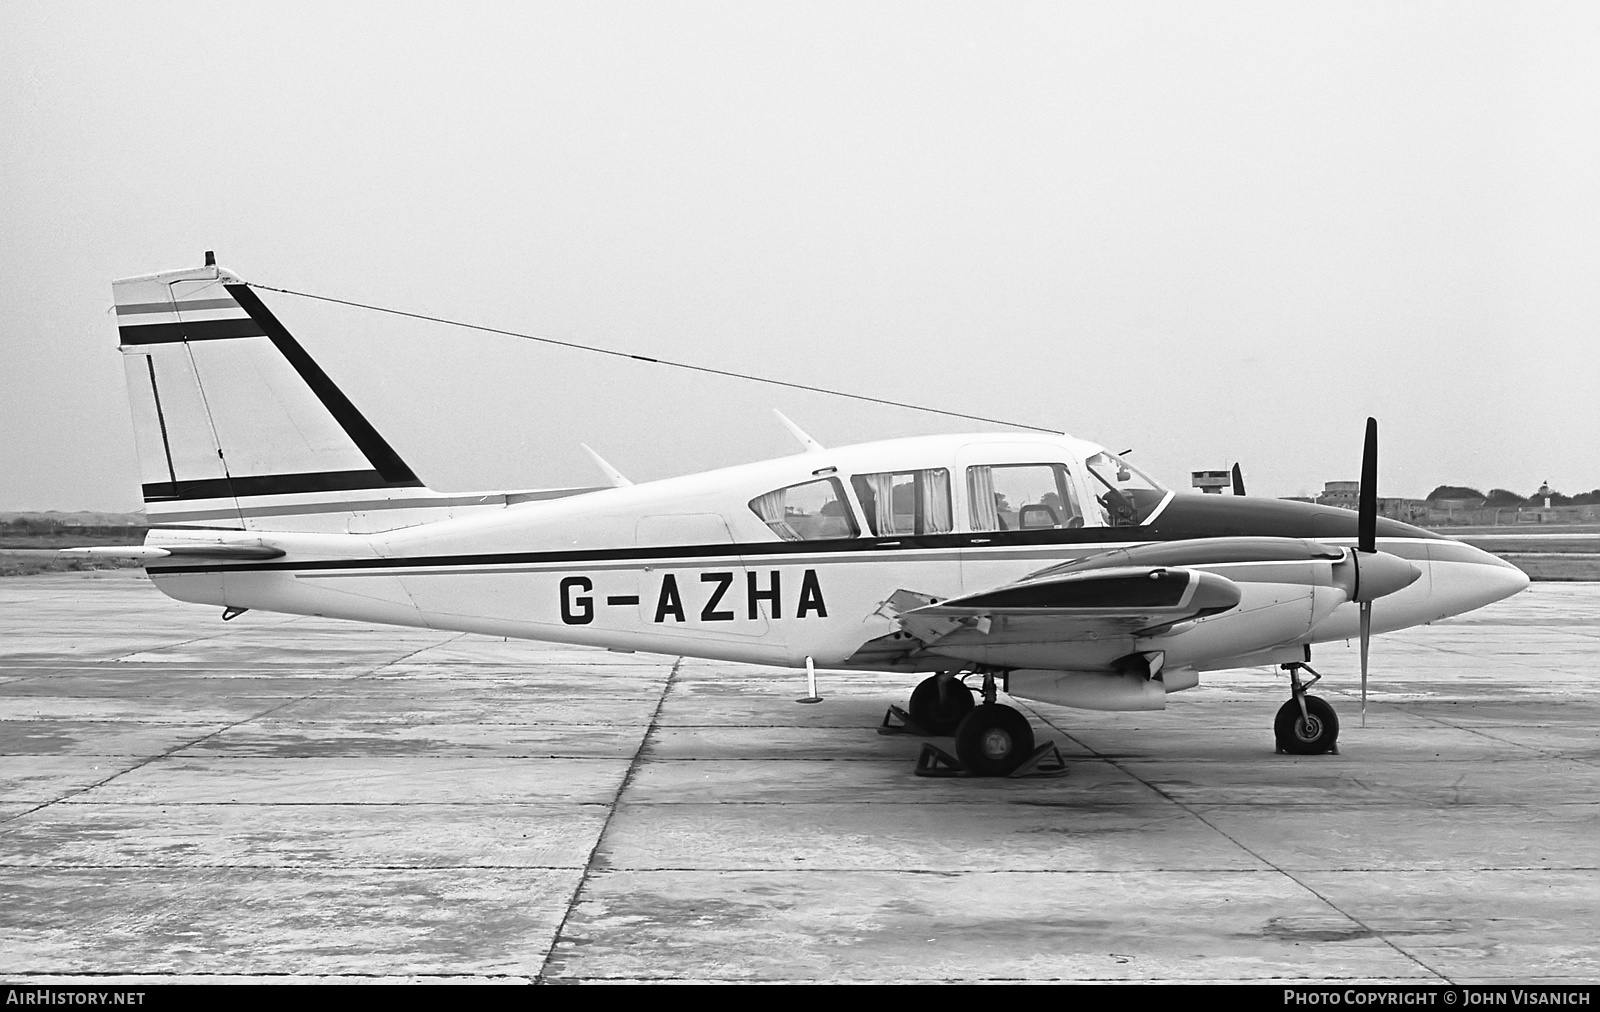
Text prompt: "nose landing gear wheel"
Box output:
[[954, 704, 1035, 777], [1274, 695, 1339, 755], [908, 674, 975, 736]]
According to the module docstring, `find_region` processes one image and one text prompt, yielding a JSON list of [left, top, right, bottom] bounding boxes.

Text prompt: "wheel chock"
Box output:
[[913, 743, 967, 776], [1010, 742, 1069, 779], [912, 740, 1071, 778], [878, 704, 933, 737]]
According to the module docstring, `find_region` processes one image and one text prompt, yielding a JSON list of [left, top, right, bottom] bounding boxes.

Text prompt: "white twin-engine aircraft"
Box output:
[[84, 258, 1529, 776]]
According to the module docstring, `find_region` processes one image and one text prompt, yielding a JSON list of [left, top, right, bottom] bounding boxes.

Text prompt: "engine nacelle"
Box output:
[[1007, 667, 1198, 712]]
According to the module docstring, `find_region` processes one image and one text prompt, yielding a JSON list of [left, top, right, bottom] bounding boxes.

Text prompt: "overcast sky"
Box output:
[[3, 2, 1597, 512]]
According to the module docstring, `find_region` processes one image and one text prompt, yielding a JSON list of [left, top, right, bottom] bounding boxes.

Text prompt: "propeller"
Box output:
[[1231, 462, 1246, 496], [1357, 417, 1378, 726], [1327, 418, 1419, 727]]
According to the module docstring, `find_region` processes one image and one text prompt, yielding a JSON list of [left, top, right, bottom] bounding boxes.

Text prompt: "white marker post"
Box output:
[[797, 655, 822, 704]]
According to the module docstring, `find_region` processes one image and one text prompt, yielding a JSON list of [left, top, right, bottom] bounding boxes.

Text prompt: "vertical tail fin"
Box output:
[[115, 260, 424, 531], [114, 258, 602, 533]]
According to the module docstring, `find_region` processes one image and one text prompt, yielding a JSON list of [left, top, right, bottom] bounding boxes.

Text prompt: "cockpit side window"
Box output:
[[966, 463, 1083, 532], [849, 469, 953, 537], [749, 477, 859, 541]]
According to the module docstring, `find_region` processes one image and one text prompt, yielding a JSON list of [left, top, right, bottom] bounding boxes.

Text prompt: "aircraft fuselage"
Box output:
[[142, 432, 1528, 678]]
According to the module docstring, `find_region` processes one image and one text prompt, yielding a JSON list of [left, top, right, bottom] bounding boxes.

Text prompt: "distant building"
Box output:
[[1191, 470, 1231, 494], [1379, 498, 1428, 523], [1300, 482, 1426, 523], [1315, 481, 1360, 509], [1431, 498, 1485, 524]]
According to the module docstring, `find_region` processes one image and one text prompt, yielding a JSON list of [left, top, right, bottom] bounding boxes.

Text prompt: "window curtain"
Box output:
[[920, 469, 952, 533], [868, 473, 896, 535], [967, 467, 998, 531], [752, 489, 800, 541]]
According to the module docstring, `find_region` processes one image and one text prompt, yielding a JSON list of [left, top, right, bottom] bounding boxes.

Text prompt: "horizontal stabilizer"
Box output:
[[60, 544, 286, 560]]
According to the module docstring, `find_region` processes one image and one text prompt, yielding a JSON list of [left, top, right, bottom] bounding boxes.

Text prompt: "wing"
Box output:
[[847, 566, 1241, 671], [903, 565, 1242, 640]]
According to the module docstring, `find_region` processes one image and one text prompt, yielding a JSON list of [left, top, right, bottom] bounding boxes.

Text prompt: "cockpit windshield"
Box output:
[[1084, 451, 1169, 527]]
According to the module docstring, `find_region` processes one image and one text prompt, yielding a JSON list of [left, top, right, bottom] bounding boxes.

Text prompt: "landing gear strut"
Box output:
[[1275, 661, 1340, 755]]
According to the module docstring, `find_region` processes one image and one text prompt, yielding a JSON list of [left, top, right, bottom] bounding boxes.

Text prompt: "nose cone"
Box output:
[[1354, 550, 1422, 603], [1423, 540, 1532, 621], [1460, 544, 1531, 606]]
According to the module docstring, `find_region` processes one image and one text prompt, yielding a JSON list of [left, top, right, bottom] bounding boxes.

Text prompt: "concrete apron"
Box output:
[[1, 571, 1597, 983]]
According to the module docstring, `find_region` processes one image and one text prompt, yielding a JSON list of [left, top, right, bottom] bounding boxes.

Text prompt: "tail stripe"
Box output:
[[143, 469, 406, 502], [117, 298, 239, 316], [118, 318, 267, 345], [226, 284, 419, 486]]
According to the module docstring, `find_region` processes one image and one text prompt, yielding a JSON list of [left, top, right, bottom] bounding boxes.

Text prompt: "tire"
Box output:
[[1274, 695, 1340, 755], [954, 704, 1035, 777], [908, 675, 975, 735]]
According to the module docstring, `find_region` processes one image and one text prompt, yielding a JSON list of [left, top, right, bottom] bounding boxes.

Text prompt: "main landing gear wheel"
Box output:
[[908, 675, 975, 736], [1274, 696, 1339, 755], [954, 704, 1035, 777]]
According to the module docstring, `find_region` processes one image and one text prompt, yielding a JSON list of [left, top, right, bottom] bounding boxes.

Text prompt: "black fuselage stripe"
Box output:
[[146, 531, 1442, 576], [152, 529, 1128, 573], [225, 284, 419, 485]]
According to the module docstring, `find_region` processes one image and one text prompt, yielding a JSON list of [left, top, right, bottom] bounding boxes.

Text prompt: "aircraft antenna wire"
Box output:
[[246, 282, 1059, 434]]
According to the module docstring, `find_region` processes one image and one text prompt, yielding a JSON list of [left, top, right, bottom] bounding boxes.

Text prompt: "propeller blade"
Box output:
[[1359, 417, 1378, 554], [1360, 600, 1371, 727], [1231, 463, 1245, 496]]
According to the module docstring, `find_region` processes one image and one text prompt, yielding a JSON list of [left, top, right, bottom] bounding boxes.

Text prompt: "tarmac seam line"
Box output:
[[1021, 700, 1457, 984], [0, 633, 465, 831], [1377, 703, 1600, 769], [99, 615, 318, 664], [535, 655, 681, 985]]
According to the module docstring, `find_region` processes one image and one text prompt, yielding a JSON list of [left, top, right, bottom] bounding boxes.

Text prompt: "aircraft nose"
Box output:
[[1423, 540, 1531, 619], [1461, 544, 1531, 605], [1354, 550, 1422, 602]]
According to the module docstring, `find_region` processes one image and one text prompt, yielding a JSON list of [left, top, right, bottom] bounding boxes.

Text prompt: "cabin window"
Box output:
[[850, 468, 953, 536], [749, 477, 859, 541], [966, 463, 1084, 532]]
